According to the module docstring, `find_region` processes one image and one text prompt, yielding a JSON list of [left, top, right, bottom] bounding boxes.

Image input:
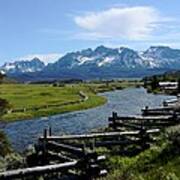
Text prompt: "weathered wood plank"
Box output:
[[47, 151, 75, 162], [47, 142, 84, 157], [109, 122, 142, 130], [0, 161, 78, 179], [142, 110, 176, 116], [110, 121, 176, 129], [109, 115, 175, 122], [163, 99, 179, 107], [94, 139, 137, 147], [142, 106, 174, 111], [142, 106, 180, 116], [39, 129, 160, 141], [139, 122, 176, 127]]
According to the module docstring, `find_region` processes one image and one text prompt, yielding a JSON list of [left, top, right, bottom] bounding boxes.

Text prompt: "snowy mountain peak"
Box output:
[[0, 58, 45, 74]]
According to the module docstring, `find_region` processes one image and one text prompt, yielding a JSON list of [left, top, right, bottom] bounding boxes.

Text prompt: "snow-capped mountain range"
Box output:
[[0, 58, 45, 74], [1, 46, 180, 80]]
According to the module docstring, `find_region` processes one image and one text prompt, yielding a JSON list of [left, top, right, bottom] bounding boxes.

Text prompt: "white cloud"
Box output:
[[15, 53, 63, 65], [74, 6, 164, 40]]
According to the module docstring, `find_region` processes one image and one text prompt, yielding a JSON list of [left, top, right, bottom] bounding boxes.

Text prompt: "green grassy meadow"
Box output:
[[0, 80, 141, 122]]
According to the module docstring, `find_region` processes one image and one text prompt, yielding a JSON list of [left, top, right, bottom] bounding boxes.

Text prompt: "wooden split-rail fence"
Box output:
[[1, 96, 180, 179], [109, 111, 180, 130], [0, 126, 160, 179], [109, 96, 180, 131]]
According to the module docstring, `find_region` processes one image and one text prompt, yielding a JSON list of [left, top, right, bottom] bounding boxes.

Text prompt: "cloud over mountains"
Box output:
[[74, 6, 168, 40]]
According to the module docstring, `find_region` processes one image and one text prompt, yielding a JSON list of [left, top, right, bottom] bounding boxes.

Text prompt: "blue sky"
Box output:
[[0, 0, 180, 65]]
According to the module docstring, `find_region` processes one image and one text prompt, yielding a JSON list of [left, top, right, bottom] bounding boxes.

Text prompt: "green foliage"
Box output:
[[0, 153, 23, 172], [0, 131, 11, 157], [0, 73, 5, 83], [151, 76, 159, 90], [4, 153, 24, 170], [143, 71, 180, 82], [0, 98, 11, 115], [100, 131, 180, 180]]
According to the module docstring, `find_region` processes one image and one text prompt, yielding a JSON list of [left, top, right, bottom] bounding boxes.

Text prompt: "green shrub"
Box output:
[[0, 131, 11, 157]]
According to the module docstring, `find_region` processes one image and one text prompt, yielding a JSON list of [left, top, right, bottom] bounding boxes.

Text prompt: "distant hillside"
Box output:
[[144, 70, 180, 82]]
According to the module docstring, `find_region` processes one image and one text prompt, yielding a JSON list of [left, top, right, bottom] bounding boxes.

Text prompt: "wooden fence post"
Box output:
[[112, 112, 118, 130], [49, 127, 52, 136], [144, 106, 148, 116], [42, 129, 47, 164]]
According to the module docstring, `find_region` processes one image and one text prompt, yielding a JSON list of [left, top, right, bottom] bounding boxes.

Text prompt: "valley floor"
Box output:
[[0, 80, 141, 122]]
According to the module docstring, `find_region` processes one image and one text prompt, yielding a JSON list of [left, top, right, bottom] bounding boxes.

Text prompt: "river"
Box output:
[[0, 87, 174, 152]]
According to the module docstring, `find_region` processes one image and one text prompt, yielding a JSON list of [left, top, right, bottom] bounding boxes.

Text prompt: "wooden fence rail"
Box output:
[[141, 106, 178, 116], [46, 141, 85, 157], [39, 129, 160, 141], [0, 161, 78, 179], [109, 115, 175, 122]]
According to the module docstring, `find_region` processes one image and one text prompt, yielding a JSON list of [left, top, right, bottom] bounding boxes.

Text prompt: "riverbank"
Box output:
[[0, 80, 142, 122]]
